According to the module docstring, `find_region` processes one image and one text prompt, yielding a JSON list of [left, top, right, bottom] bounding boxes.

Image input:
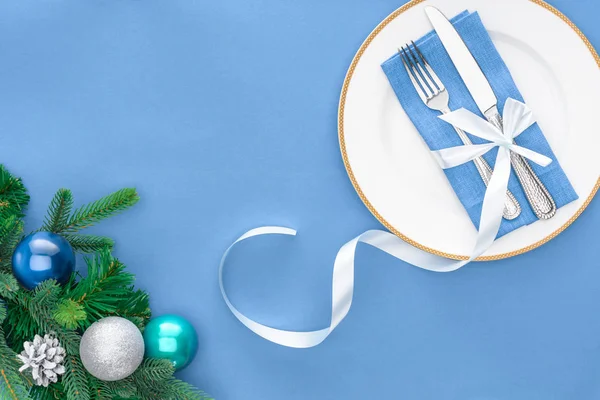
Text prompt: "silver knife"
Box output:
[[424, 6, 557, 220]]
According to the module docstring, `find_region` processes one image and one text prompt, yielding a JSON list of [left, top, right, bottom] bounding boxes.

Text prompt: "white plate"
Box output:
[[339, 0, 600, 260]]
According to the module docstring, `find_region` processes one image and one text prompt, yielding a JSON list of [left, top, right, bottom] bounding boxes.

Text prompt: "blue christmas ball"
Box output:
[[12, 232, 75, 290]]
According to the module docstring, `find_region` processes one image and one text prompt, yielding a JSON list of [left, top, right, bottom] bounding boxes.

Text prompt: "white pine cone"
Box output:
[[17, 333, 66, 387]]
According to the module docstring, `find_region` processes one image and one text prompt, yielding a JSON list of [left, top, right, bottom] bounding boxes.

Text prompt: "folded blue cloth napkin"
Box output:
[[381, 10, 578, 237]]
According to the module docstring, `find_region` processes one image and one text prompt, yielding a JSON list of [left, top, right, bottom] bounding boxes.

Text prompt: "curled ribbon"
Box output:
[[220, 99, 552, 348]]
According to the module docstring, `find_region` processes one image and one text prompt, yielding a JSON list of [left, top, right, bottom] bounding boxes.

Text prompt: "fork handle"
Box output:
[[441, 107, 521, 220], [472, 149, 522, 220], [485, 109, 556, 220]]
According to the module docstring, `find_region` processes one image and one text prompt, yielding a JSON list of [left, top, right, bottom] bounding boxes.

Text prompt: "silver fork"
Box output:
[[399, 42, 521, 220]]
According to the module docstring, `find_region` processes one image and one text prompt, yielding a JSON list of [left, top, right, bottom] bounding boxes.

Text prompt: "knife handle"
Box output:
[[486, 111, 557, 220]]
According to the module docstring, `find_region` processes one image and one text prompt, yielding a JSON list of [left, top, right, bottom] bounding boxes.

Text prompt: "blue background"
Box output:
[[0, 0, 599, 399]]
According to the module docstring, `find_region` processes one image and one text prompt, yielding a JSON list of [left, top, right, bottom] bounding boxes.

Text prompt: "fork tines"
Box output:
[[399, 42, 445, 100]]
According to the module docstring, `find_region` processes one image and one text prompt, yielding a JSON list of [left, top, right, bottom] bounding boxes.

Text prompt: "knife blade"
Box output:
[[424, 6, 557, 220], [424, 6, 498, 117]]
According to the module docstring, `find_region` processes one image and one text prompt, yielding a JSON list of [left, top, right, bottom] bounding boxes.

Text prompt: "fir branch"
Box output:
[[133, 358, 173, 383], [61, 251, 150, 329], [105, 379, 137, 399], [62, 235, 114, 254], [5, 281, 75, 353], [3, 300, 38, 350], [87, 377, 111, 400], [128, 359, 173, 399], [110, 288, 151, 331], [41, 189, 73, 233], [31, 280, 61, 311], [0, 328, 32, 400], [162, 378, 213, 400], [0, 166, 29, 219], [0, 300, 6, 324], [53, 299, 86, 330], [0, 217, 23, 272], [52, 328, 81, 357], [0, 273, 19, 301], [0, 216, 22, 249], [60, 189, 139, 234], [30, 383, 66, 400], [128, 359, 213, 400], [4, 281, 63, 349], [63, 356, 90, 400]]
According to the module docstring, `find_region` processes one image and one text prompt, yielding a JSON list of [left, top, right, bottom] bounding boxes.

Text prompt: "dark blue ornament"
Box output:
[[12, 232, 75, 290]]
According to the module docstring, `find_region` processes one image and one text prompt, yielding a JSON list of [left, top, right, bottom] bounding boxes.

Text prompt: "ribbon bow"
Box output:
[[432, 98, 552, 169], [219, 98, 555, 348]]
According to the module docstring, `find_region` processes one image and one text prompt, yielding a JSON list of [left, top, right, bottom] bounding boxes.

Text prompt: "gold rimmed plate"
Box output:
[[339, 0, 600, 260]]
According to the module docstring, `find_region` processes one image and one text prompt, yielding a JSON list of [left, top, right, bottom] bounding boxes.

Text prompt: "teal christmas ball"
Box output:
[[11, 232, 75, 290], [143, 314, 198, 370]]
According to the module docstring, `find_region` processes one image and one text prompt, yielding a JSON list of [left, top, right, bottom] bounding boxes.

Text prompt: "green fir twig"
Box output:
[[0, 305, 32, 400], [62, 235, 114, 254], [60, 188, 139, 234], [41, 189, 73, 234], [0, 166, 29, 219], [0, 217, 24, 273]]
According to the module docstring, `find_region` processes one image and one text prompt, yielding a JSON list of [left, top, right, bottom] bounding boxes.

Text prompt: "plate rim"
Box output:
[[337, 0, 600, 261]]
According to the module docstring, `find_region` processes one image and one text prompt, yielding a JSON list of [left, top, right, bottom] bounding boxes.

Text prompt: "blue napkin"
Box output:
[[381, 11, 578, 237]]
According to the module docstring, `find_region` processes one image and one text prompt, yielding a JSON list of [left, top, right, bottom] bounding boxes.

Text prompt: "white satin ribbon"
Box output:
[[219, 99, 552, 348]]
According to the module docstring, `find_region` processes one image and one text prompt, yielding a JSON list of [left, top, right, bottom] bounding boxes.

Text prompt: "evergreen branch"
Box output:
[[0, 217, 23, 273], [87, 377, 111, 400], [3, 300, 38, 350], [129, 359, 213, 400], [128, 359, 173, 399], [4, 281, 63, 348], [52, 328, 81, 357], [0, 328, 32, 400], [108, 288, 151, 331], [60, 189, 139, 234], [162, 378, 213, 400], [0, 166, 29, 219], [133, 359, 174, 382], [0, 300, 6, 323], [41, 189, 73, 233], [63, 235, 114, 254], [53, 299, 86, 330], [105, 379, 137, 399], [0, 216, 22, 248], [5, 281, 77, 353], [30, 383, 66, 400], [31, 280, 61, 310], [61, 251, 150, 329], [63, 356, 90, 400], [0, 273, 19, 300]]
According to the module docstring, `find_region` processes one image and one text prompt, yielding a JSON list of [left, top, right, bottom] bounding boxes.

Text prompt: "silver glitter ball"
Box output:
[[79, 316, 145, 381]]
